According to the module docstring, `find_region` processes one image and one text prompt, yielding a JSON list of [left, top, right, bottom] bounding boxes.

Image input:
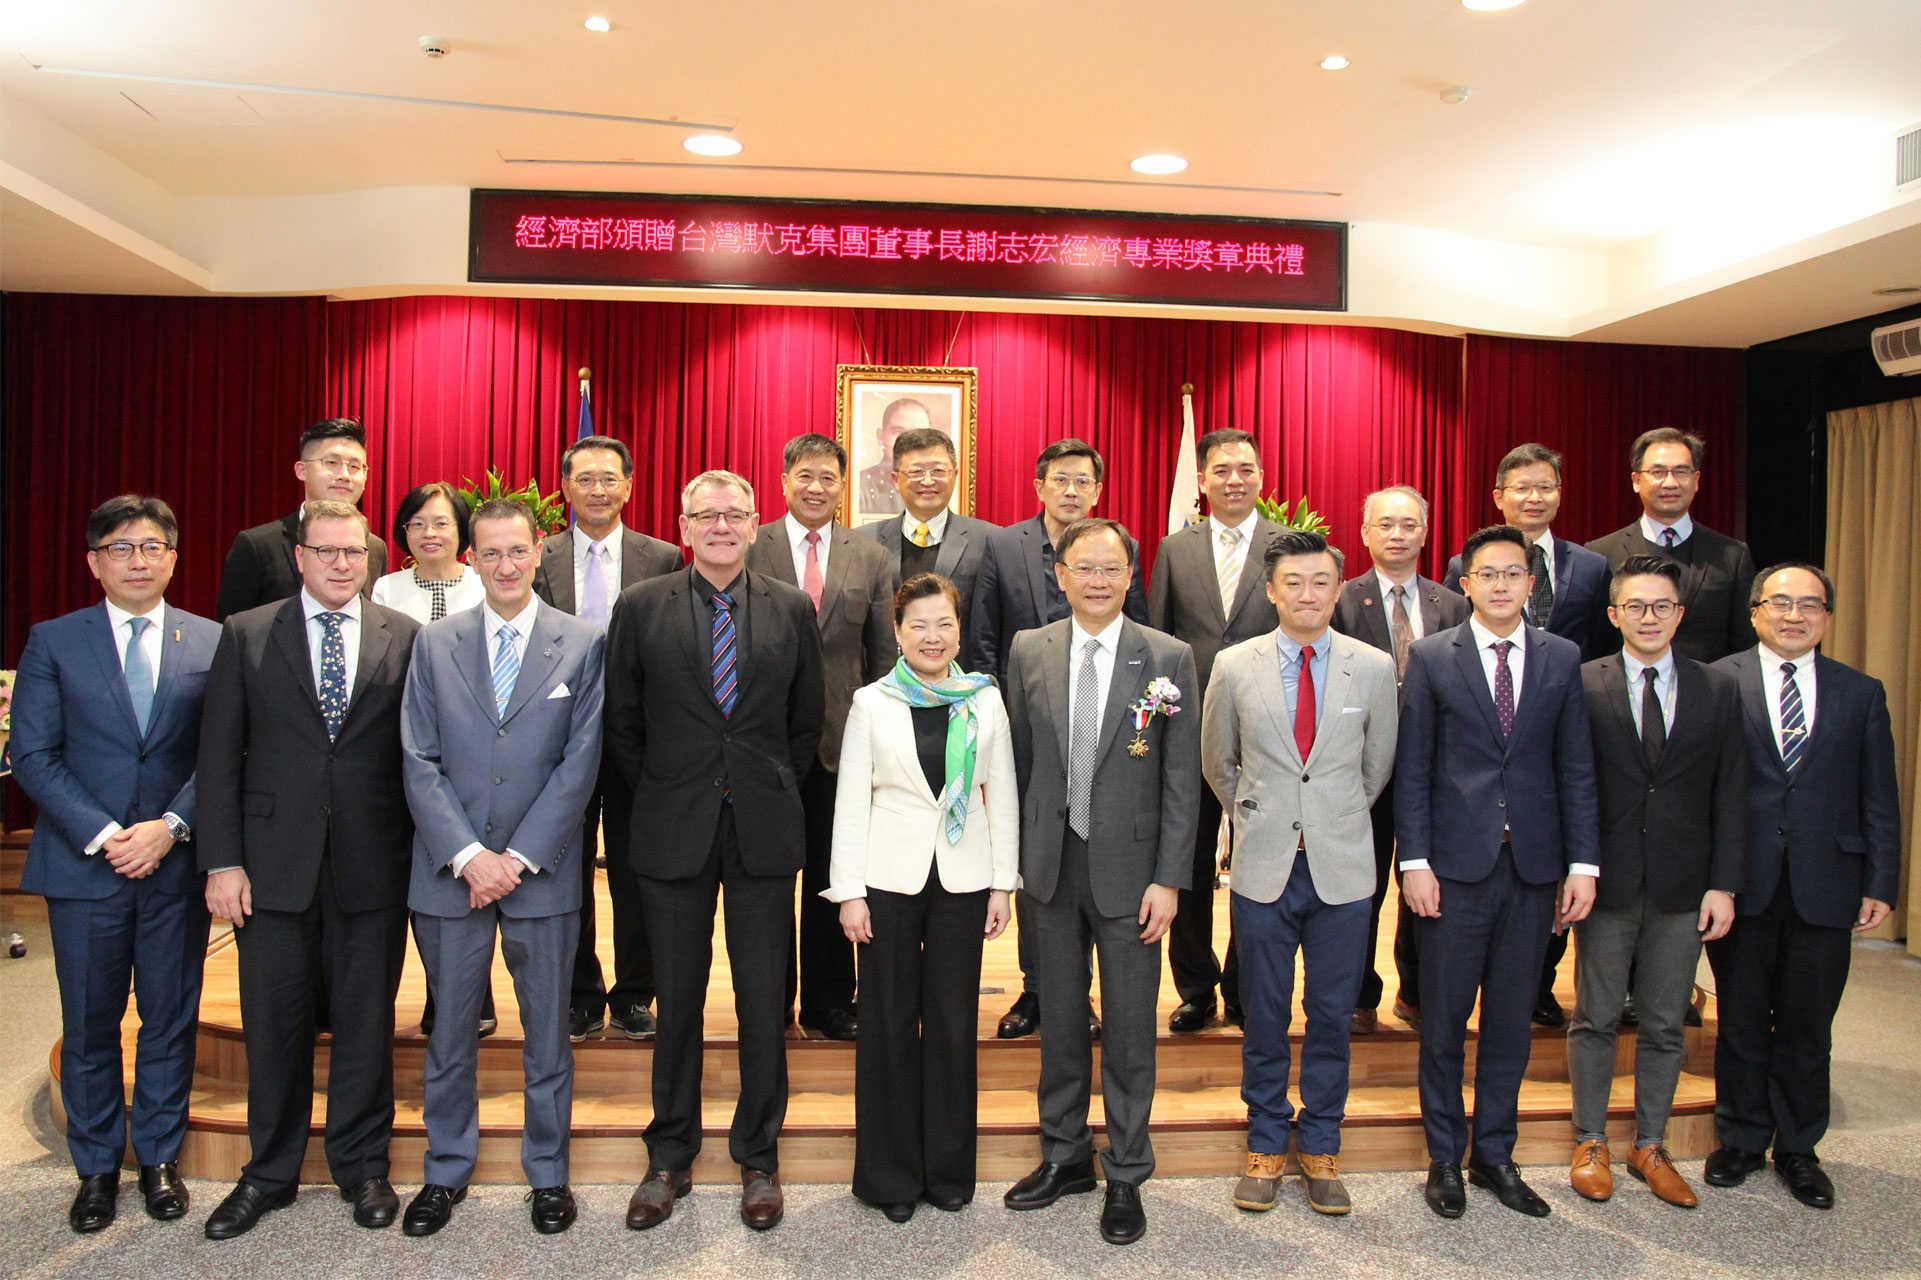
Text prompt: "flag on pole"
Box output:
[[1166, 381, 1200, 535], [576, 366, 594, 440]]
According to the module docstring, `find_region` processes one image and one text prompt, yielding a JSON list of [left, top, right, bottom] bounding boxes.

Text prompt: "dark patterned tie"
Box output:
[[1525, 542, 1553, 629], [1493, 639, 1515, 740], [1640, 666, 1666, 768], [1389, 586, 1413, 682], [711, 591, 739, 716], [1779, 660, 1806, 771], [1067, 638, 1100, 840], [1662, 527, 1678, 551], [317, 612, 350, 739]]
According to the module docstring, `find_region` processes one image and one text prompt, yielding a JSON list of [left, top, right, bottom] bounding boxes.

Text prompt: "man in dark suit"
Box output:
[[215, 418, 390, 621], [605, 469, 824, 1234], [746, 433, 893, 1041], [969, 438, 1148, 1038], [1443, 443, 1611, 1027], [854, 424, 997, 650], [1588, 428, 1757, 664], [1704, 563, 1900, 1211], [399, 499, 607, 1238], [195, 499, 421, 1240], [1330, 485, 1469, 1036], [1567, 556, 1747, 1210], [1000, 518, 1200, 1246], [1397, 525, 1599, 1220], [531, 434, 681, 1043], [1146, 428, 1281, 1033], [12, 495, 219, 1234]]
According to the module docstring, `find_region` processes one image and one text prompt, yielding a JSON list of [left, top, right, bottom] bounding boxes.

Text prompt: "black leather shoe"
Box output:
[[568, 1008, 605, 1042], [1468, 1159, 1552, 1217], [997, 993, 1039, 1039], [69, 1172, 119, 1234], [529, 1185, 577, 1234], [479, 989, 498, 1037], [610, 1004, 657, 1040], [1531, 992, 1566, 1028], [1703, 1146, 1766, 1187], [1775, 1154, 1835, 1209], [1168, 999, 1215, 1033], [204, 1181, 296, 1240], [922, 1191, 967, 1212], [402, 1184, 466, 1237], [139, 1162, 189, 1220], [1004, 1159, 1099, 1209], [1683, 1003, 1703, 1028], [1090, 1014, 1103, 1040], [1424, 1161, 1465, 1218], [1618, 995, 1640, 1028], [1223, 1003, 1246, 1028], [801, 1007, 859, 1041], [342, 1176, 400, 1228], [1099, 1181, 1146, 1245], [881, 1200, 916, 1222]]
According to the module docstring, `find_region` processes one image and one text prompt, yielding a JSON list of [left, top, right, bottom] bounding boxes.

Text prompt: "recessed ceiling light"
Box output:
[[584, 16, 611, 32], [1320, 55, 1350, 71], [683, 134, 742, 157], [1130, 153, 1188, 175], [1874, 285, 1920, 296], [1461, 0, 1526, 9]]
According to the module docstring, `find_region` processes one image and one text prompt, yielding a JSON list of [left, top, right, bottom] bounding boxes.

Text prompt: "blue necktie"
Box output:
[[317, 612, 350, 738], [492, 623, 521, 719], [124, 616, 155, 735], [712, 591, 739, 716]]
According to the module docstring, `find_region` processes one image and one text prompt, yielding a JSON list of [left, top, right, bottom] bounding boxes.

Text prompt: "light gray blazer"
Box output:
[[1201, 629, 1398, 907], [401, 599, 606, 919]]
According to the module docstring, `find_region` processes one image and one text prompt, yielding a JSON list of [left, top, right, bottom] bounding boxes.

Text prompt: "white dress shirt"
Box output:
[[86, 600, 180, 854], [572, 522, 625, 609], [1757, 642, 1818, 761], [449, 596, 542, 880], [900, 508, 951, 545], [1622, 650, 1678, 737], [1212, 510, 1259, 593], [1641, 511, 1696, 547], [1066, 614, 1124, 745], [785, 512, 833, 583], [1374, 568, 1426, 643], [301, 589, 362, 697]]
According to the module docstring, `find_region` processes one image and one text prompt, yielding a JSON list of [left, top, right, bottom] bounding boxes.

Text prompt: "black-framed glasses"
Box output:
[[1637, 466, 1698, 482], [90, 540, 174, 562], [1616, 599, 1679, 619], [685, 510, 755, 529], [300, 543, 369, 565]]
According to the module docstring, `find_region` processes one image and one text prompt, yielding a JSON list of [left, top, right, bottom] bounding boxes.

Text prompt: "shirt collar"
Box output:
[[1757, 641, 1812, 675], [901, 508, 951, 542], [483, 594, 539, 638], [1069, 613, 1126, 655], [573, 522, 624, 553], [1276, 628, 1333, 664], [1641, 512, 1695, 544], [1212, 511, 1259, 541], [1468, 614, 1525, 653], [1375, 567, 1418, 596], [301, 589, 363, 624], [103, 599, 165, 632], [1528, 528, 1557, 560], [1622, 648, 1675, 688], [785, 512, 833, 549]]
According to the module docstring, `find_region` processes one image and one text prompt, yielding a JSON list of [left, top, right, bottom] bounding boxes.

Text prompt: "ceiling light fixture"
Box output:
[[1440, 85, 1471, 105], [1461, 0, 1526, 10], [584, 16, 611, 32], [1130, 153, 1188, 175], [1875, 285, 1921, 296], [1320, 55, 1350, 71], [684, 133, 743, 157]]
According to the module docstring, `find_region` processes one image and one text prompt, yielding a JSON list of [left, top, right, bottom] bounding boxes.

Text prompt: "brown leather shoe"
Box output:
[[1298, 1152, 1351, 1215], [1570, 1138, 1613, 1201], [1232, 1151, 1288, 1211], [1627, 1143, 1698, 1208], [626, 1166, 691, 1230], [740, 1168, 784, 1230], [1350, 1007, 1378, 1035]]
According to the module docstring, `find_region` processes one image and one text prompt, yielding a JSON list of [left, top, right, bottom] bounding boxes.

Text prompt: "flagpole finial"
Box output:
[[1181, 382, 1193, 396], [577, 367, 592, 381]]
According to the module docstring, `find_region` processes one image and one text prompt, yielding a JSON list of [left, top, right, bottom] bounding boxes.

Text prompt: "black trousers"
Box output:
[[1705, 877, 1852, 1157], [787, 764, 857, 1019], [853, 866, 988, 1205], [234, 860, 407, 1194], [571, 774, 654, 1018], [638, 805, 794, 1172], [1358, 780, 1419, 1011], [1167, 785, 1240, 1009]]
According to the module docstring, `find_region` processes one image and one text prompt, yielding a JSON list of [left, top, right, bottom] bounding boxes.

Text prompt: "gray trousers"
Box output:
[[1032, 828, 1162, 1186], [416, 908, 579, 1188], [1567, 898, 1702, 1144]]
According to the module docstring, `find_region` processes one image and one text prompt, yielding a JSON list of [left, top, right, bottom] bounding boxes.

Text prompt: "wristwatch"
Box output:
[[163, 813, 192, 843]]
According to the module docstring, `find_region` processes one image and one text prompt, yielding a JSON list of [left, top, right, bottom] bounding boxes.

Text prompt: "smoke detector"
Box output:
[[419, 35, 450, 58]]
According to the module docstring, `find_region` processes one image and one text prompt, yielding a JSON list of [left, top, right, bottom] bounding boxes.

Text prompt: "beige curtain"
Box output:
[[1825, 396, 1921, 951]]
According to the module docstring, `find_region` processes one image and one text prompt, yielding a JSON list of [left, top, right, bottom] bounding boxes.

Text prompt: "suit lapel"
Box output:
[[145, 607, 184, 743], [269, 599, 327, 723], [883, 696, 941, 804], [1249, 634, 1302, 768], [451, 611, 493, 721], [1451, 624, 1506, 746], [1302, 640, 1354, 771], [277, 513, 300, 584], [815, 525, 853, 632], [736, 571, 775, 710], [541, 535, 576, 614], [1348, 578, 1392, 653], [83, 604, 144, 737], [1418, 578, 1451, 633], [1598, 656, 1645, 777], [1022, 518, 1054, 627], [1507, 626, 1555, 754], [1042, 624, 1072, 775], [1660, 658, 1708, 771], [1728, 651, 1781, 775], [345, 606, 395, 717], [1798, 654, 1836, 765], [618, 530, 652, 589], [1225, 521, 1277, 630], [672, 573, 714, 708], [1093, 621, 1150, 773], [933, 519, 967, 578], [499, 608, 562, 727]]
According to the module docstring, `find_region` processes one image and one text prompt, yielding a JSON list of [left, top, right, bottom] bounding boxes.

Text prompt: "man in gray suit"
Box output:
[[398, 499, 607, 1238], [855, 424, 997, 655], [1203, 531, 1399, 1216], [1001, 518, 1201, 1246]]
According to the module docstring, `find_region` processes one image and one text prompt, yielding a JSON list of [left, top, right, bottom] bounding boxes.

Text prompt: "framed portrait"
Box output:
[[834, 365, 978, 527]]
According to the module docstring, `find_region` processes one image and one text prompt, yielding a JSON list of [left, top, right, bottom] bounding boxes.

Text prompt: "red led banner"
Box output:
[[469, 190, 1346, 311]]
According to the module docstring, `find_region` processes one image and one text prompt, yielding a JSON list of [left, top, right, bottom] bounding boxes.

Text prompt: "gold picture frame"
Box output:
[[834, 365, 978, 528]]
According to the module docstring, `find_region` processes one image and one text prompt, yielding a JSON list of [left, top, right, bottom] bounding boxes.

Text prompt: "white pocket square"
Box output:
[[547, 683, 571, 700], [1341, 706, 1364, 715]]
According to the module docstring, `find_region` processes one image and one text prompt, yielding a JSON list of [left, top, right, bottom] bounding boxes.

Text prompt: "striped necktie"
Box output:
[[712, 591, 739, 716], [1066, 638, 1100, 840], [1779, 660, 1807, 771], [491, 623, 520, 719]]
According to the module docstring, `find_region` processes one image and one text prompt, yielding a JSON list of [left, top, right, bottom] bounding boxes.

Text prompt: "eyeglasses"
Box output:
[[1500, 483, 1560, 498], [685, 509, 755, 529], [1468, 567, 1531, 585], [91, 540, 174, 562], [1755, 595, 1828, 618], [404, 518, 456, 535], [300, 543, 369, 565], [568, 474, 627, 492], [897, 466, 954, 483], [474, 547, 536, 567], [1044, 473, 1098, 492], [1638, 466, 1698, 482], [305, 455, 368, 478], [1368, 519, 1426, 535], [1064, 563, 1130, 581], [1616, 599, 1679, 619]]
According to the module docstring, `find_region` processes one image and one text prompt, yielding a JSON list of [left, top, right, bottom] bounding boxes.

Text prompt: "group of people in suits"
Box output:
[[8, 412, 1899, 1247]]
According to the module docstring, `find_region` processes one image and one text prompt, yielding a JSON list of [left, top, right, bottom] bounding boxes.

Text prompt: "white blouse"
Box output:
[[370, 565, 486, 623]]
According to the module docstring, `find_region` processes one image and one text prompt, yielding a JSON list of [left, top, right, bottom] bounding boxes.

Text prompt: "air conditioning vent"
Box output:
[[1900, 123, 1921, 191], [1871, 319, 1921, 376]]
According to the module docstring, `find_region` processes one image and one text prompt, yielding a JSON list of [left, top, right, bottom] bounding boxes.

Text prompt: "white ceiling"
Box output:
[[2, 0, 1919, 344]]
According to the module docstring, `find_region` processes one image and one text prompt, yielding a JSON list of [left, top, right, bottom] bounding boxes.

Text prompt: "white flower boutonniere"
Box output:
[[1125, 677, 1182, 758]]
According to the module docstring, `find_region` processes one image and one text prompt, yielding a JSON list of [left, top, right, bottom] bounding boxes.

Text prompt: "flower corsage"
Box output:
[[1125, 676, 1182, 758]]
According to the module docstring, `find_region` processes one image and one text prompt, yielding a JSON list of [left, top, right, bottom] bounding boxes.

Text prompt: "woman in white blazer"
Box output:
[[369, 482, 485, 623], [827, 573, 1018, 1223]]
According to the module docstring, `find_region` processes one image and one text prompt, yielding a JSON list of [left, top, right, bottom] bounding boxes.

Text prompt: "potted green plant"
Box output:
[[456, 470, 569, 536]]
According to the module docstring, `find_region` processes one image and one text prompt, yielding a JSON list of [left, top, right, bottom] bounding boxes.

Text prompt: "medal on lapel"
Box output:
[[1126, 677, 1183, 758]]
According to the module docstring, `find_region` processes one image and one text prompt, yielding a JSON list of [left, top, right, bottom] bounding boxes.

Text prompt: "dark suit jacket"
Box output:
[[747, 520, 893, 769], [1330, 572, 1470, 679], [856, 512, 997, 655], [1713, 648, 1901, 929], [967, 514, 1149, 684], [195, 597, 419, 913], [1146, 517, 1283, 696], [1394, 621, 1601, 886], [1589, 521, 1757, 663], [602, 567, 825, 880], [1580, 654, 1748, 913], [1445, 535, 1612, 661], [13, 602, 220, 901], [531, 524, 682, 615], [1004, 617, 1202, 918], [215, 512, 389, 622]]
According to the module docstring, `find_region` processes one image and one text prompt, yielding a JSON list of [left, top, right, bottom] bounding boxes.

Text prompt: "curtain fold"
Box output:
[[1824, 396, 1921, 948]]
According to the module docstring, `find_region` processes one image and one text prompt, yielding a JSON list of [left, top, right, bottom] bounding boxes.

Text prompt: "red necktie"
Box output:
[[803, 529, 824, 610], [1295, 644, 1316, 761]]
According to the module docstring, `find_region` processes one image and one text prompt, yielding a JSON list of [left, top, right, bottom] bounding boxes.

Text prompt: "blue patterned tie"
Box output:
[[492, 623, 521, 719], [711, 591, 739, 716], [317, 612, 350, 738], [1779, 660, 1806, 772], [124, 616, 155, 735]]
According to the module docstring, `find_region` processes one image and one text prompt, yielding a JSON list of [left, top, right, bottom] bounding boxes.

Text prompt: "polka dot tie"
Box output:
[[317, 611, 350, 739]]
